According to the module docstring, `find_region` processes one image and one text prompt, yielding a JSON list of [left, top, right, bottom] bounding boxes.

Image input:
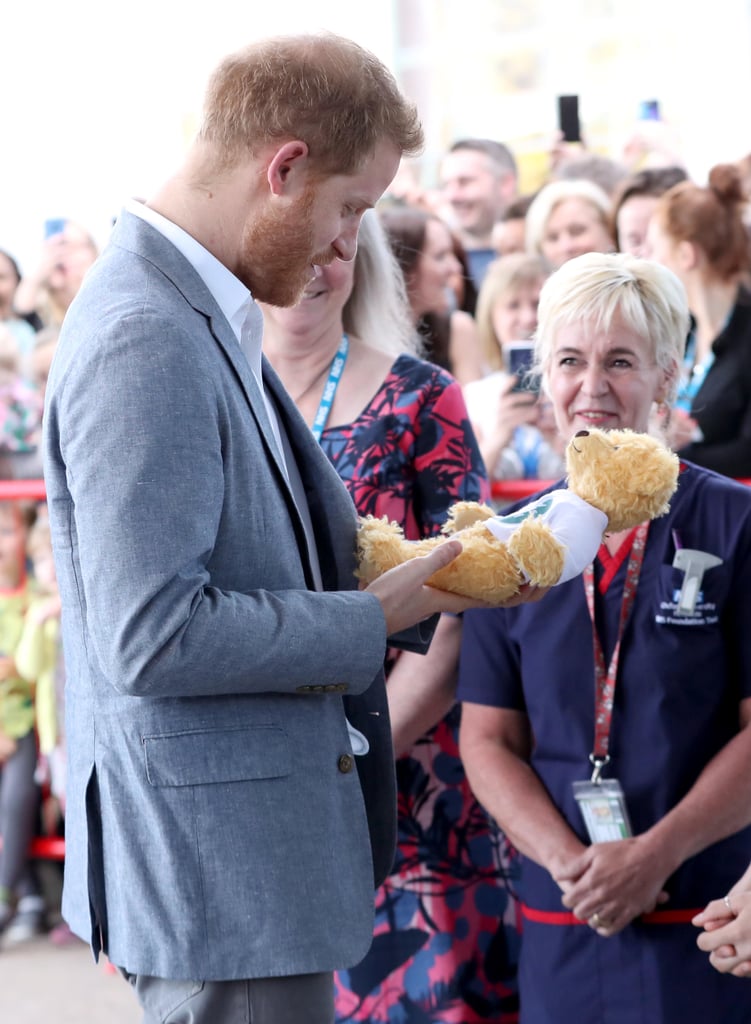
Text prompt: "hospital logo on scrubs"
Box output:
[[656, 591, 718, 626]]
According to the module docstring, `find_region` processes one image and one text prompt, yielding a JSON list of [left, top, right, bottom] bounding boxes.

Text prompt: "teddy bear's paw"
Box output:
[[441, 501, 497, 534], [356, 516, 440, 583], [507, 518, 566, 588], [428, 525, 523, 603], [355, 516, 407, 582]]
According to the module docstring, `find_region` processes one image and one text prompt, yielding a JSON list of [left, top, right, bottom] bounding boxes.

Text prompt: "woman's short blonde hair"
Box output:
[[534, 251, 689, 405], [475, 254, 549, 371], [525, 179, 613, 259]]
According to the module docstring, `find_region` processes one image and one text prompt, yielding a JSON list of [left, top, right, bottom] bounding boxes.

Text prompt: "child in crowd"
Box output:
[[0, 500, 46, 944], [0, 326, 43, 479]]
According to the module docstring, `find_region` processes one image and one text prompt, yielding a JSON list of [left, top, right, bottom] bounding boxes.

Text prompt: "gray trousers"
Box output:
[[0, 730, 39, 898], [120, 969, 334, 1024]]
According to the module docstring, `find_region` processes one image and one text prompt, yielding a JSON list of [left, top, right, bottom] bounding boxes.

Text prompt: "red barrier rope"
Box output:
[[4, 477, 751, 507], [0, 478, 47, 501], [29, 836, 66, 861], [491, 478, 751, 503]]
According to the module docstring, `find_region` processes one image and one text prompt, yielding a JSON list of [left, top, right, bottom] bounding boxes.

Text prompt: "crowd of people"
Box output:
[[2, 28, 751, 1024]]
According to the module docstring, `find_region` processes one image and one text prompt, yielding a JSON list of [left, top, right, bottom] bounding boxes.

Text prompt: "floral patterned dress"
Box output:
[[320, 354, 521, 1023]]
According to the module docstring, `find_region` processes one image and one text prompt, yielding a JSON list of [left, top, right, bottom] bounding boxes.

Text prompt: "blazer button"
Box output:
[[337, 754, 354, 774]]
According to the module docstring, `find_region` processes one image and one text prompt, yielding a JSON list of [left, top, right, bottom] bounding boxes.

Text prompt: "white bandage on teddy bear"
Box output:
[[484, 490, 607, 585]]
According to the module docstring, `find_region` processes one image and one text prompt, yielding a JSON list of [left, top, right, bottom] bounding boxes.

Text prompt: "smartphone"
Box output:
[[505, 341, 539, 394], [44, 217, 67, 239], [638, 99, 661, 121], [557, 94, 581, 143]]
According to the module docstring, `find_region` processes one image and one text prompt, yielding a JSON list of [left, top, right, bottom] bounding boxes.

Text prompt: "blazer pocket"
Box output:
[[143, 725, 290, 787]]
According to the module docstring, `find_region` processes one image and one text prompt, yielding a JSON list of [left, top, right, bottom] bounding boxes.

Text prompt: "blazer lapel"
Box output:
[[115, 210, 293, 494]]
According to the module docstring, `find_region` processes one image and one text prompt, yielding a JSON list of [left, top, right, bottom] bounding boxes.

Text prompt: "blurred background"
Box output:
[[3, 0, 750, 270]]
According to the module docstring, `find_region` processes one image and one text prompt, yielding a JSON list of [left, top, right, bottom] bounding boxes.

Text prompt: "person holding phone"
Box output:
[[463, 253, 566, 485], [13, 220, 98, 328]]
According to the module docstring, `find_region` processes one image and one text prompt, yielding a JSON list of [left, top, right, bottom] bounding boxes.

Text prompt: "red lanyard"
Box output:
[[582, 522, 649, 781]]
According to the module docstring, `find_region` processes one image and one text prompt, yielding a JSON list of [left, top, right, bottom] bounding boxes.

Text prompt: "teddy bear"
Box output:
[[356, 428, 680, 604]]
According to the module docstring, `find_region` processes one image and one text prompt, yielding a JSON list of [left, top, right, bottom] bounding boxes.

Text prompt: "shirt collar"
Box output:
[[124, 198, 251, 344], [124, 198, 263, 381]]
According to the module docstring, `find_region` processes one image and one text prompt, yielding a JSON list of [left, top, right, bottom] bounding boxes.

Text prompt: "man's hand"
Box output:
[[365, 539, 546, 637]]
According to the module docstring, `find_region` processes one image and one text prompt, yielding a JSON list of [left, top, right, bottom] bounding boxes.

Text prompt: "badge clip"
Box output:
[[589, 753, 610, 784], [672, 548, 722, 616]]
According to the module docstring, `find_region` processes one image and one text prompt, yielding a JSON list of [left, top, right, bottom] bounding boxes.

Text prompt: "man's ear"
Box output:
[[266, 141, 310, 196], [500, 171, 517, 206]]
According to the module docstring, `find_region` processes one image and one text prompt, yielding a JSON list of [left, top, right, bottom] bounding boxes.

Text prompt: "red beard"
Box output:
[[238, 188, 335, 308]]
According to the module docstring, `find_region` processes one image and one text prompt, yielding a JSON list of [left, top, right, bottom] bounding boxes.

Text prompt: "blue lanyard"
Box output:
[[513, 425, 544, 479], [311, 334, 349, 442], [676, 328, 715, 413]]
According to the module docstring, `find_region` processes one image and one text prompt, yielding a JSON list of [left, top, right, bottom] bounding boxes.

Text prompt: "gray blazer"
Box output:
[[43, 210, 398, 981]]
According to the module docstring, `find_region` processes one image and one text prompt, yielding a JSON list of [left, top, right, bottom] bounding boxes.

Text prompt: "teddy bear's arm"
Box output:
[[507, 518, 566, 587]]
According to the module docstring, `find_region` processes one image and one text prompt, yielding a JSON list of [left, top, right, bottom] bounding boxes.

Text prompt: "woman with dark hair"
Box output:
[[647, 163, 751, 477], [611, 166, 688, 257], [378, 205, 484, 385]]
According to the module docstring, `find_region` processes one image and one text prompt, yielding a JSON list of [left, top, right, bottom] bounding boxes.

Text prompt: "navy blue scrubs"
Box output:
[[458, 463, 751, 1023]]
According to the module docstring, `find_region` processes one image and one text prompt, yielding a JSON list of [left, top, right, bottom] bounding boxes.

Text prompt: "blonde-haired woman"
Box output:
[[463, 253, 565, 482], [459, 251, 751, 1024], [526, 178, 614, 271]]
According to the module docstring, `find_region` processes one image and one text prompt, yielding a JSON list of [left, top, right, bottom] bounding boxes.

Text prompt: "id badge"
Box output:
[[573, 779, 633, 843]]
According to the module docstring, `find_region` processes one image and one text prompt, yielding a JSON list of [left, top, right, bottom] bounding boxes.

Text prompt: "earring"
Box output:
[[654, 398, 672, 430]]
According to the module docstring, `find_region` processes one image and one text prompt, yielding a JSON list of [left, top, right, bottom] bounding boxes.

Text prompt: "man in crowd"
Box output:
[[440, 137, 519, 287]]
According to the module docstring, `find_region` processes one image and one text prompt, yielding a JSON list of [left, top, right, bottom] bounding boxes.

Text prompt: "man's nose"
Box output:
[[332, 224, 359, 263]]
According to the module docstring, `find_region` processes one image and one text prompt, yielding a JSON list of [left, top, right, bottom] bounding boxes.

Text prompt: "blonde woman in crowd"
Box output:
[[525, 178, 614, 271], [463, 253, 565, 483]]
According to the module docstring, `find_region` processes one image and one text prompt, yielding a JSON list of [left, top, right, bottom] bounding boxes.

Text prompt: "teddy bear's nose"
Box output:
[[574, 430, 590, 438]]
